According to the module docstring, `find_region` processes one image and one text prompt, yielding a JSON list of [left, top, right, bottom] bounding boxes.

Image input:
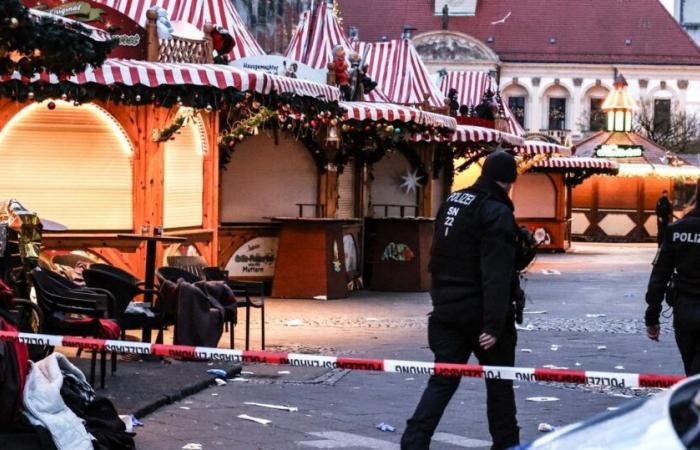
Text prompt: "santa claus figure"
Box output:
[[331, 45, 351, 100]]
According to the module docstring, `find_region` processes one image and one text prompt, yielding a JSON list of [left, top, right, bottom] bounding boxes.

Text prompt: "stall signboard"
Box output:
[[230, 55, 327, 85], [27, 0, 147, 60], [595, 144, 644, 158], [225, 237, 279, 278]]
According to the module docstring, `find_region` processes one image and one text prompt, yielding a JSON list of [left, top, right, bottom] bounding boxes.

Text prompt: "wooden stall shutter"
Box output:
[[0, 101, 133, 230], [163, 116, 205, 229], [336, 161, 355, 219]]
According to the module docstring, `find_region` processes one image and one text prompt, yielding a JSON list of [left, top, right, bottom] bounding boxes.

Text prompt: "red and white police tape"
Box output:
[[0, 331, 684, 389]]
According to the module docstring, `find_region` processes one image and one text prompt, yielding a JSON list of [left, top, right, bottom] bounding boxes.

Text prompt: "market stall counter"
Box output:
[[364, 217, 434, 292], [269, 217, 362, 300]]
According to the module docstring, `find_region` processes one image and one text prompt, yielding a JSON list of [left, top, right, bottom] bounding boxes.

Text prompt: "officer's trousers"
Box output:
[[674, 297, 700, 375], [401, 314, 519, 450]]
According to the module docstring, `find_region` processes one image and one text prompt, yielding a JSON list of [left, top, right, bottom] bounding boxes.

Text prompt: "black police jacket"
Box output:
[[646, 208, 700, 326], [429, 177, 517, 338]]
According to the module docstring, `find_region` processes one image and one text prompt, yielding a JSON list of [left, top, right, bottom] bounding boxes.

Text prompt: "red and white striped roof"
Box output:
[[94, 0, 264, 60], [285, 2, 351, 70], [536, 157, 619, 171], [4, 58, 340, 100], [340, 101, 456, 129], [517, 140, 571, 156], [452, 125, 525, 147], [29, 9, 113, 42], [356, 39, 445, 108], [440, 70, 526, 137]]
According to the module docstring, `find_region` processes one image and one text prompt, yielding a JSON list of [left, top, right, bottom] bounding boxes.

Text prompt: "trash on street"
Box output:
[[244, 402, 299, 412], [376, 422, 396, 432], [538, 423, 555, 432], [527, 397, 560, 402], [238, 414, 272, 425]]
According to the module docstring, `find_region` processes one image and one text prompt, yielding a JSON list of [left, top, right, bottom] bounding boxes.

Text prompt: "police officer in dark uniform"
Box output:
[[646, 182, 700, 375], [401, 151, 525, 450]]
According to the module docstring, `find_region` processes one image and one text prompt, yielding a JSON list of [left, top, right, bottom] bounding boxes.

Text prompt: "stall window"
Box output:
[[220, 134, 318, 222], [163, 112, 206, 229], [589, 98, 605, 132], [654, 99, 671, 133], [371, 152, 418, 218], [512, 173, 556, 219], [508, 96, 526, 127], [548, 98, 567, 130], [0, 101, 133, 230]]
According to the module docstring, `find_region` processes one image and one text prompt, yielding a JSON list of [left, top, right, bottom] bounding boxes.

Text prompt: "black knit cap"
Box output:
[[481, 150, 518, 183]]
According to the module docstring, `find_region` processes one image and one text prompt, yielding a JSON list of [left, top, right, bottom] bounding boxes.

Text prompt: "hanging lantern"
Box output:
[[602, 74, 635, 133], [326, 125, 341, 146]]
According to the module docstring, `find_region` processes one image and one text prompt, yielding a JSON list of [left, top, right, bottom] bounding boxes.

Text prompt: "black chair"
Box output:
[[167, 255, 221, 280], [30, 268, 119, 388], [226, 280, 265, 351], [83, 267, 163, 343]]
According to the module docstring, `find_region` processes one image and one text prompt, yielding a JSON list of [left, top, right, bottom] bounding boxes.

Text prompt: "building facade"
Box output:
[[339, 0, 700, 144]]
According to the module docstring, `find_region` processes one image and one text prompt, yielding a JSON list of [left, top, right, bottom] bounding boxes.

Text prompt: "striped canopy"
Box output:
[[518, 140, 571, 156], [340, 101, 456, 129], [93, 0, 264, 60], [536, 157, 619, 170]]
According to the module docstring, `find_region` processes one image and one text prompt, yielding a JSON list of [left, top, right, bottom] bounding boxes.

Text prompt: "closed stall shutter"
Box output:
[[163, 115, 205, 229], [220, 134, 318, 222], [336, 160, 355, 219], [0, 101, 133, 230], [513, 173, 556, 219]]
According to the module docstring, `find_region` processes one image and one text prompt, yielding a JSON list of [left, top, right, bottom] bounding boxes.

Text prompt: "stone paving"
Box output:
[[129, 243, 684, 449]]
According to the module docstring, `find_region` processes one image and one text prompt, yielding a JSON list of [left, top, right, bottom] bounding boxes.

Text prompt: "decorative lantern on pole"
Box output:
[[602, 73, 635, 132]]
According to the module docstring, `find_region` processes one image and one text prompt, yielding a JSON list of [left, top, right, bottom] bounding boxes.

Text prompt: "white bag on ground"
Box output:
[[22, 352, 93, 450]]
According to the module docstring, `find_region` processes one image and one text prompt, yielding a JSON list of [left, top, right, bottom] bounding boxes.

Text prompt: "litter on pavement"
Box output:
[[520, 349, 532, 353], [179, 406, 191, 410], [541, 269, 561, 275], [244, 402, 299, 412], [182, 444, 203, 450], [284, 319, 304, 326], [597, 345, 607, 351], [614, 365, 625, 370], [550, 344, 559, 351], [543, 365, 568, 370], [585, 314, 607, 318], [538, 423, 556, 432], [524, 310, 547, 315], [206, 369, 228, 378], [214, 378, 227, 386], [376, 423, 396, 432], [516, 323, 535, 331], [313, 295, 327, 300], [278, 371, 291, 375], [238, 414, 272, 425], [527, 397, 560, 403], [607, 407, 620, 411]]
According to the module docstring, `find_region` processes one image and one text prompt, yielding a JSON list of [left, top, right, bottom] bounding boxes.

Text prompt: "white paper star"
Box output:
[[400, 169, 424, 194]]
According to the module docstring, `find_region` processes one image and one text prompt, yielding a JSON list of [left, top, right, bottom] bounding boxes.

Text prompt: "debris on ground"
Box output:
[[585, 314, 607, 318], [575, 362, 582, 367], [550, 344, 559, 351], [516, 323, 535, 331], [214, 378, 227, 386], [238, 414, 271, 425], [179, 406, 191, 410], [376, 423, 396, 432], [541, 269, 561, 275], [278, 371, 291, 375], [313, 295, 327, 300], [538, 423, 555, 433], [206, 369, 228, 378], [614, 365, 625, 370], [543, 364, 568, 370], [524, 310, 547, 315], [607, 407, 620, 411], [241, 371, 255, 375], [231, 378, 249, 382], [520, 349, 532, 353], [405, 377, 415, 381], [244, 402, 298, 412], [597, 345, 607, 351], [284, 319, 304, 326], [527, 397, 560, 402], [182, 444, 203, 450]]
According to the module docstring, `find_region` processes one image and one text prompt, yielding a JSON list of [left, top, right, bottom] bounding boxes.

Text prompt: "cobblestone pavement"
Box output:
[[134, 243, 685, 449]]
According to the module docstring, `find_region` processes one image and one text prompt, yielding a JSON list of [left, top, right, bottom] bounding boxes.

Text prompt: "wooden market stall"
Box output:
[[571, 75, 700, 242]]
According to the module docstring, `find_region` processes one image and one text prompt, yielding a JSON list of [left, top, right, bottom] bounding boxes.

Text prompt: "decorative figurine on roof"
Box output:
[[329, 45, 351, 100], [475, 88, 500, 122], [149, 6, 173, 39], [211, 25, 235, 64], [348, 51, 377, 101], [283, 61, 298, 79], [447, 88, 459, 116]]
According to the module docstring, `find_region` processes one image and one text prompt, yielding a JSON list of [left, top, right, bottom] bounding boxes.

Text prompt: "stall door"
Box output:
[[0, 101, 133, 230], [513, 173, 556, 219], [371, 152, 418, 217], [220, 134, 318, 222], [336, 161, 356, 219]]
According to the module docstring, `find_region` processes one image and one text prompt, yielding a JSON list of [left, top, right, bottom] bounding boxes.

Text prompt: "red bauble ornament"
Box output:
[[47, 101, 56, 110], [310, 120, 318, 128]]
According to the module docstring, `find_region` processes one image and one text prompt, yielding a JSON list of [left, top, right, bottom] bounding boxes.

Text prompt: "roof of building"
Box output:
[[574, 131, 671, 164], [340, 0, 700, 65]]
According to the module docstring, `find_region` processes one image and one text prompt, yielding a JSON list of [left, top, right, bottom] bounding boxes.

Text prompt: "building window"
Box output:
[[589, 98, 605, 131], [548, 98, 567, 130], [654, 99, 671, 133], [508, 96, 526, 127]]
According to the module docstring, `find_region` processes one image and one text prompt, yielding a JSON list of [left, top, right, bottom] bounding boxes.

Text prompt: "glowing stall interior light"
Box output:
[[0, 100, 134, 230], [615, 111, 625, 132], [625, 111, 633, 132], [163, 110, 206, 229], [607, 112, 615, 131]]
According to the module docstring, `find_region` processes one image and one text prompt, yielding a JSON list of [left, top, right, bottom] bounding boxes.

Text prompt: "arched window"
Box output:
[[543, 85, 571, 131], [220, 134, 319, 222], [163, 111, 206, 229], [0, 101, 133, 230], [503, 84, 529, 128], [584, 85, 610, 132]]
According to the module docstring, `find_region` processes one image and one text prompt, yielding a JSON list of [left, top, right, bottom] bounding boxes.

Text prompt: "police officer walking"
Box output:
[[401, 151, 524, 450], [645, 182, 700, 375]]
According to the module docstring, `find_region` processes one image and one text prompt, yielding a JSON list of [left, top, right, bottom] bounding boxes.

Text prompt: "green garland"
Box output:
[[152, 113, 188, 142], [0, 0, 117, 77]]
